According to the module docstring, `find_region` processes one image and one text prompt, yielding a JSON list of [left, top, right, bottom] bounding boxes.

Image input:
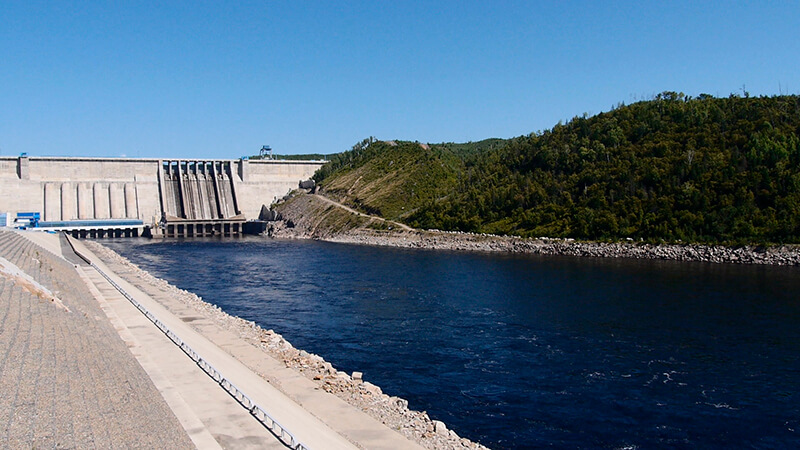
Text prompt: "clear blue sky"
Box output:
[[2, 1, 798, 159]]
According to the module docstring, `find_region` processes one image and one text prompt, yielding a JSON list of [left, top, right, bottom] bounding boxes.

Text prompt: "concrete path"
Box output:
[[2, 229, 425, 449], [0, 230, 195, 448], [87, 238, 426, 450], [77, 265, 286, 449], [69, 236, 368, 450]]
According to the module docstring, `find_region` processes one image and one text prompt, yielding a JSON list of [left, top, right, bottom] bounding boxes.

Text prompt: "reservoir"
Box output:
[[103, 238, 800, 449]]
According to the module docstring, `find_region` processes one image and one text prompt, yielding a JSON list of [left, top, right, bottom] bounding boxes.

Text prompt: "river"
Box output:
[[102, 237, 800, 449]]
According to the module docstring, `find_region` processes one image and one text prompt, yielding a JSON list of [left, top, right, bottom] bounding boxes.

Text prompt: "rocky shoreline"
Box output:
[[269, 192, 800, 266], [320, 229, 800, 266], [85, 241, 488, 450], [272, 221, 800, 266]]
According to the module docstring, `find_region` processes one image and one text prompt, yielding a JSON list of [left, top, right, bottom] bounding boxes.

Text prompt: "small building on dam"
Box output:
[[0, 155, 324, 238]]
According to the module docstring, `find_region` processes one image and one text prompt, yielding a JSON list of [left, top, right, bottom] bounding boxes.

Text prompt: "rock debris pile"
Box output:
[[85, 241, 488, 450]]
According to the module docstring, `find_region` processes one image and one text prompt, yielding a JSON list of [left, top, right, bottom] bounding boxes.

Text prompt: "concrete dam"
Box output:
[[0, 156, 324, 237]]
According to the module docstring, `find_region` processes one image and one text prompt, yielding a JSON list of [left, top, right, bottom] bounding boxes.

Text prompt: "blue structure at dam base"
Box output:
[[8, 214, 147, 238], [3, 210, 146, 238], [38, 219, 144, 228]]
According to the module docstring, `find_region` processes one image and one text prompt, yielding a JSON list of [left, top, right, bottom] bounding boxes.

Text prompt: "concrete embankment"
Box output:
[[3, 229, 485, 449], [84, 240, 489, 450], [0, 230, 194, 448], [273, 192, 800, 266], [71, 237, 363, 450]]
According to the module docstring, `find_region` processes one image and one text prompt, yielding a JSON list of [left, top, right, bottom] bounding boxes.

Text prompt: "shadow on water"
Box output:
[[103, 237, 800, 449]]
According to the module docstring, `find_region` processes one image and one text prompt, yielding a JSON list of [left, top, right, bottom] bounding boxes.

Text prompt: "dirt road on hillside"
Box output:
[[312, 194, 414, 231]]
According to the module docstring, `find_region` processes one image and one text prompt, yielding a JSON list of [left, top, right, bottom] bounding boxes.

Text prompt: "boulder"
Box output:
[[363, 381, 382, 395], [258, 205, 282, 221], [433, 420, 448, 435]]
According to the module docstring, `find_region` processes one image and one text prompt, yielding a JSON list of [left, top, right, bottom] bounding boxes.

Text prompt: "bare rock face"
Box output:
[[258, 205, 282, 221]]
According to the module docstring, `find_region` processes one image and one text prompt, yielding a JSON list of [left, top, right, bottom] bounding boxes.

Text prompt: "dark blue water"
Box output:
[[103, 238, 800, 449]]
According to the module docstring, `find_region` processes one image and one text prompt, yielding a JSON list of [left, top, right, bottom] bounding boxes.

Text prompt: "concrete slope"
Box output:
[[68, 236, 358, 450], [77, 265, 284, 449], [0, 230, 195, 449], [88, 245, 428, 450], [77, 235, 428, 449]]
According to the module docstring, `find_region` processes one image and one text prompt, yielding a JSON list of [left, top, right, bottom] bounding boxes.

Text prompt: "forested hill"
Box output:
[[314, 94, 800, 244]]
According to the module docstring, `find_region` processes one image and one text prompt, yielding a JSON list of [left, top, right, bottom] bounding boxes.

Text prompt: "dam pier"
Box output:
[[0, 155, 324, 238]]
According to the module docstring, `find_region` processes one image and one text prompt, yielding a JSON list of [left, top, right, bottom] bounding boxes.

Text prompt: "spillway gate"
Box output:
[[157, 160, 245, 238]]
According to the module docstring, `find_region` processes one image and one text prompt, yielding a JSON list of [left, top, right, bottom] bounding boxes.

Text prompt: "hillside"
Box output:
[[314, 94, 800, 244], [312, 138, 466, 221]]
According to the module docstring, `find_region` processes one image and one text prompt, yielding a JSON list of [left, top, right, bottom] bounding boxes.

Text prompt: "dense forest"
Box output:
[[314, 94, 800, 244]]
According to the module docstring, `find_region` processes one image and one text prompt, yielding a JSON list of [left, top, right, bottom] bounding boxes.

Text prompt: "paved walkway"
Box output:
[[81, 239, 426, 450], [0, 230, 194, 448], [76, 263, 287, 449], [1, 230, 425, 449]]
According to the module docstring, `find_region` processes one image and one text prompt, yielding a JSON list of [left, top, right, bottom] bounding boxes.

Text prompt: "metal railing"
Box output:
[[65, 234, 308, 450]]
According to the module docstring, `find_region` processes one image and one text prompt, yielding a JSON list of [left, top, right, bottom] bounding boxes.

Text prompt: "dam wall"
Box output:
[[0, 156, 323, 227], [237, 159, 320, 218]]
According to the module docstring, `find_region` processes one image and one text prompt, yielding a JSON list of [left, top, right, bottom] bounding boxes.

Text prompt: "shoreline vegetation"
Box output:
[[84, 241, 489, 450], [272, 192, 800, 266]]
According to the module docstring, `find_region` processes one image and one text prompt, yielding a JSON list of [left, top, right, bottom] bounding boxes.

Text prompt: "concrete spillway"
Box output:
[[159, 160, 239, 220], [157, 160, 246, 237]]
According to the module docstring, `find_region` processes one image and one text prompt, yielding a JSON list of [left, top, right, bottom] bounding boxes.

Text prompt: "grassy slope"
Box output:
[[315, 141, 465, 221]]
